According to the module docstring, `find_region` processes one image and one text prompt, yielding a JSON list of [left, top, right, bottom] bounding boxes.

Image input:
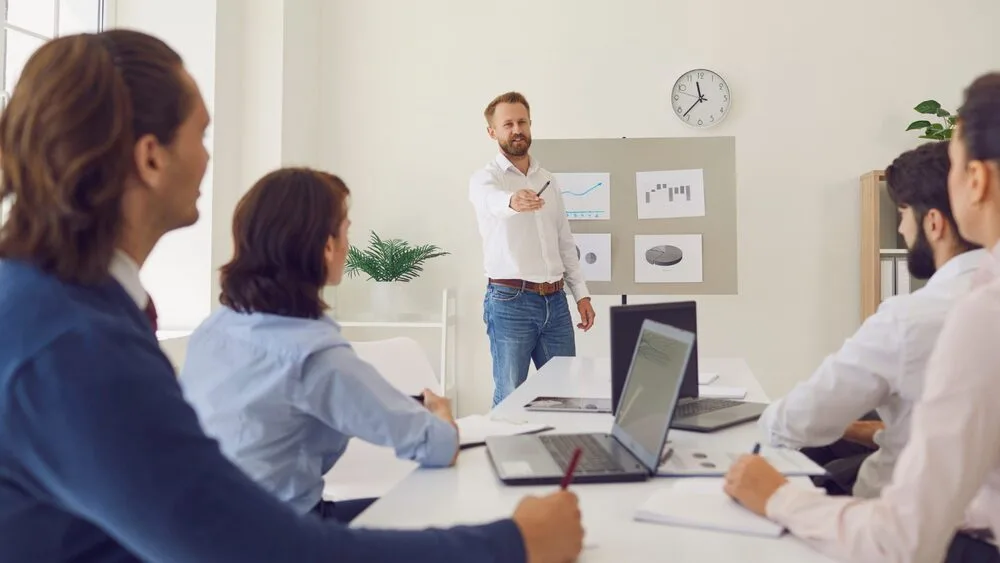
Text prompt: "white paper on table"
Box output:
[[456, 415, 552, 448], [572, 233, 611, 281], [698, 372, 719, 385], [553, 172, 611, 221], [635, 169, 706, 219], [657, 447, 826, 477], [634, 234, 703, 283], [697, 385, 746, 399]]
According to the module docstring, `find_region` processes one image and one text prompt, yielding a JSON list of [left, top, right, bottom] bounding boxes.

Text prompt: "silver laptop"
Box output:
[[485, 320, 695, 485]]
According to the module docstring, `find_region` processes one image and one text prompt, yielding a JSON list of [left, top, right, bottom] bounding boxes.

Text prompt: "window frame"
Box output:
[[0, 0, 112, 225]]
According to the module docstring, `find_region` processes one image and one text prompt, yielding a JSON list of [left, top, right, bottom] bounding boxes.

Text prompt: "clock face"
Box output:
[[671, 69, 731, 128]]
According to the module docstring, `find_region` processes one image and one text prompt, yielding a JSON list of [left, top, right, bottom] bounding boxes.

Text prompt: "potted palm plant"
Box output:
[[344, 231, 449, 317]]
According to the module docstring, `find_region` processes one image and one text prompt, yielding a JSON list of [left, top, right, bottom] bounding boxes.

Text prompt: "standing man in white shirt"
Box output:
[[758, 140, 985, 499], [725, 72, 1000, 563], [469, 91, 595, 406]]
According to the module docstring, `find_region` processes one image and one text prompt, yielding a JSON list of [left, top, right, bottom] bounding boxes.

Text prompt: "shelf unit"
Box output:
[[335, 288, 456, 410], [860, 171, 926, 320]]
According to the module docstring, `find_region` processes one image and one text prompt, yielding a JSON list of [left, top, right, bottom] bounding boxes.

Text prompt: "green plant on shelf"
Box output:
[[906, 99, 957, 141], [344, 231, 449, 282]]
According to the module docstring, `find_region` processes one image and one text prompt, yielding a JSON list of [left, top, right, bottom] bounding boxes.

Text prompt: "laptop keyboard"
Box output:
[[675, 398, 743, 418], [539, 434, 623, 474]]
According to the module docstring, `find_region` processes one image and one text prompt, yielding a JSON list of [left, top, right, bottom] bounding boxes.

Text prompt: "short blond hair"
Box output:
[[484, 91, 530, 124]]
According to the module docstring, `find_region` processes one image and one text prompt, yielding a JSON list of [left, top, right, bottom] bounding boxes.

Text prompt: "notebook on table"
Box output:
[[634, 478, 785, 538]]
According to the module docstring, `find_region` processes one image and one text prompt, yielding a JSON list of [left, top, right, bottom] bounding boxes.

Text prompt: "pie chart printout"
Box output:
[[634, 234, 703, 283]]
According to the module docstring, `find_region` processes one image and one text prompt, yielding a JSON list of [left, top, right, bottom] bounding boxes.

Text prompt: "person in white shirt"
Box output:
[[759, 140, 985, 499], [468, 91, 595, 406], [725, 72, 1000, 563]]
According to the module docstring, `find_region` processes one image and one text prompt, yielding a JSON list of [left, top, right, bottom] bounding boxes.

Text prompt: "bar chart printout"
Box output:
[[635, 169, 706, 219]]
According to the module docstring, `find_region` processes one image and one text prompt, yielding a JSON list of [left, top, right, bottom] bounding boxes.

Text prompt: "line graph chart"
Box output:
[[552, 172, 611, 220]]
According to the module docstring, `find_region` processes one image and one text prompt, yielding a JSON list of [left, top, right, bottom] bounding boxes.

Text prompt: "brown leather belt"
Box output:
[[489, 278, 564, 296]]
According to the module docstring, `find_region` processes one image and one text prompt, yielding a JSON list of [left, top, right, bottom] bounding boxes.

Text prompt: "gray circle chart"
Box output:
[[645, 245, 683, 266]]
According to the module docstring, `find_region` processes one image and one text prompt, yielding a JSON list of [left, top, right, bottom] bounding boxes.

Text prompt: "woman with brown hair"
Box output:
[[179, 167, 458, 523]]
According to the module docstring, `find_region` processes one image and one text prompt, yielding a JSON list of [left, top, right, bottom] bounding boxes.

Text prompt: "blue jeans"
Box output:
[[483, 283, 576, 406]]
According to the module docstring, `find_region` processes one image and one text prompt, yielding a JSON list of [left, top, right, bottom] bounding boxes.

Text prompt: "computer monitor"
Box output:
[[609, 301, 699, 413]]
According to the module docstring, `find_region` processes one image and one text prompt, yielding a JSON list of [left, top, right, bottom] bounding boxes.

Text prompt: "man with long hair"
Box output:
[[0, 30, 583, 563]]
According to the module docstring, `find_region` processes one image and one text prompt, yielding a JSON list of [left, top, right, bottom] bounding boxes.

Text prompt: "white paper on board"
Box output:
[[553, 172, 611, 221], [572, 233, 612, 282], [634, 234, 703, 283], [635, 169, 706, 219]]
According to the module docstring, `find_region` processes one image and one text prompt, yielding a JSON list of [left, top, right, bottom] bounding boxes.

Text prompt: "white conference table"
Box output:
[[352, 356, 836, 562]]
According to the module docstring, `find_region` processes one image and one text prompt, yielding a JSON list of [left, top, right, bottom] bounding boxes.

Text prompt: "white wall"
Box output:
[[114, 0, 217, 331], [320, 0, 1000, 415]]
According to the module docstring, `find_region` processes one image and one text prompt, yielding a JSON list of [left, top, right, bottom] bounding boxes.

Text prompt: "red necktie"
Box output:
[[144, 295, 158, 333]]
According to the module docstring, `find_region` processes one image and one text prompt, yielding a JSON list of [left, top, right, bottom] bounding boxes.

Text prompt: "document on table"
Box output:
[[634, 478, 784, 538], [657, 446, 826, 477], [697, 385, 746, 399], [456, 415, 552, 449]]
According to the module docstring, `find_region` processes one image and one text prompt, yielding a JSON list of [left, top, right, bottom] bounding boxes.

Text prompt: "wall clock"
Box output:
[[670, 68, 731, 128]]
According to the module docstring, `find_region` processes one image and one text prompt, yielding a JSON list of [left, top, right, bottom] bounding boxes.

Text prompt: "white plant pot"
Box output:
[[370, 281, 405, 319]]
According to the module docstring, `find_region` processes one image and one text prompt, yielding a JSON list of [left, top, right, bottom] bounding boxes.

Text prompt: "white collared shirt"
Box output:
[[468, 153, 589, 301], [108, 249, 148, 308], [765, 242, 1000, 562], [760, 248, 988, 498]]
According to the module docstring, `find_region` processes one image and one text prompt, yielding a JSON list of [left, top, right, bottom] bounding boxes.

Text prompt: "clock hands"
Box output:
[[682, 81, 710, 118], [682, 98, 701, 117]]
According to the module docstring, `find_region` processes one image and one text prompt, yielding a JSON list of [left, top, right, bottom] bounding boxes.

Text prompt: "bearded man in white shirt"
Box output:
[[758, 140, 985, 499], [726, 72, 1000, 563], [469, 91, 596, 406]]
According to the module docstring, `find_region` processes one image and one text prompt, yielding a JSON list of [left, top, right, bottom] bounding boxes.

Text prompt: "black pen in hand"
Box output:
[[536, 180, 551, 197]]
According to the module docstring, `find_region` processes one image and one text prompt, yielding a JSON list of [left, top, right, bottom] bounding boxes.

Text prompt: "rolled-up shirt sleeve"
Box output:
[[293, 345, 458, 467], [764, 290, 1000, 563]]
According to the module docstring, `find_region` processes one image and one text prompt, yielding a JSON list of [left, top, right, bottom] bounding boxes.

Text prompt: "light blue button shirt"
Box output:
[[178, 307, 458, 514]]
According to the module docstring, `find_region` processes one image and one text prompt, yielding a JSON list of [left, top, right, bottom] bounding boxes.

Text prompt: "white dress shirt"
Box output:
[[760, 249, 987, 498], [765, 242, 1000, 563], [108, 249, 148, 308], [468, 153, 589, 302]]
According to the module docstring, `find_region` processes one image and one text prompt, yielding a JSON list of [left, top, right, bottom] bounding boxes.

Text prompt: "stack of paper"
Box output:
[[456, 415, 552, 449], [657, 446, 826, 477], [634, 479, 784, 538]]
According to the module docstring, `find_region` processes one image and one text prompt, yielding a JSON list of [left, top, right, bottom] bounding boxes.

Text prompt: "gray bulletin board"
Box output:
[[531, 136, 737, 295]]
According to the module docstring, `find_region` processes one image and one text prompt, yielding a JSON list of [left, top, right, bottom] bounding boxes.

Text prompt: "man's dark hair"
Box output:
[[0, 30, 190, 284], [219, 167, 350, 319], [957, 72, 1000, 165], [885, 141, 979, 251]]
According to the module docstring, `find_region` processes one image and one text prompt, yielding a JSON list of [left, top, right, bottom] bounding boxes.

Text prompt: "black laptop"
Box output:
[[610, 301, 767, 432], [484, 320, 694, 485]]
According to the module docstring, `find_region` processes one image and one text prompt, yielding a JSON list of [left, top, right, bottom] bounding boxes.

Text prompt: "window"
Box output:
[[0, 0, 110, 225]]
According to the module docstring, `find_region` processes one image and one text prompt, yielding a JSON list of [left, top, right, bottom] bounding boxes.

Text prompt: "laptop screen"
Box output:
[[610, 319, 695, 472]]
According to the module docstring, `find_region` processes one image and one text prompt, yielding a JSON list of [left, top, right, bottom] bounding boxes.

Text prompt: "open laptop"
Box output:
[[485, 320, 695, 485], [610, 301, 767, 433]]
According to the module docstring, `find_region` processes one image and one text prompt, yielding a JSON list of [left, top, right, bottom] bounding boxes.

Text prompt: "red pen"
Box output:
[[559, 447, 583, 490]]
